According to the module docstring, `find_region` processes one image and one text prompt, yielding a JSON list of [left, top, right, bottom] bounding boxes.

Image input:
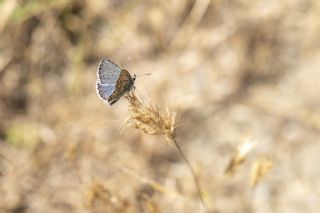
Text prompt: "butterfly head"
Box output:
[[132, 74, 136, 82]]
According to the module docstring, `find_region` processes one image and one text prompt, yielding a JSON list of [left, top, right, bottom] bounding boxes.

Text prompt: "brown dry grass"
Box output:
[[1, 0, 320, 212], [125, 92, 206, 209]]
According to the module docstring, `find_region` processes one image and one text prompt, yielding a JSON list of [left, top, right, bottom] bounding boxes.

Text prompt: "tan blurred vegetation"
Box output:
[[1, 0, 320, 212]]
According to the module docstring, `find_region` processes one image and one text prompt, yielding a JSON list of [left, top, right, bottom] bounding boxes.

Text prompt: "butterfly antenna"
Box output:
[[135, 73, 152, 78]]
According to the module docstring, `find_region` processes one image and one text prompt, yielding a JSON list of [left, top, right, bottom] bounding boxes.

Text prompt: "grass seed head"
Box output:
[[125, 92, 176, 140]]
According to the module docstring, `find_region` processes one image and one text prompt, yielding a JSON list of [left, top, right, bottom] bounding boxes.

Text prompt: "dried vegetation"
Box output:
[[1, 0, 320, 212]]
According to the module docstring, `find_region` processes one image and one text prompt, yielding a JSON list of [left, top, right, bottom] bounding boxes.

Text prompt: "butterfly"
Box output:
[[96, 59, 136, 105]]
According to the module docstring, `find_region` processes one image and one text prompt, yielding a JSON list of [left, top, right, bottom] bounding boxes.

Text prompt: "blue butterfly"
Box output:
[[96, 59, 136, 105]]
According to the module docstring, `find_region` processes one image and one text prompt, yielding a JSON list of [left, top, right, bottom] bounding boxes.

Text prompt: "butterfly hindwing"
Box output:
[[96, 83, 115, 101], [97, 59, 121, 84]]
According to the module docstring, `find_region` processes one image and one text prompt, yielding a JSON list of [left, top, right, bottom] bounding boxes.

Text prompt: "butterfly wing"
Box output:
[[97, 59, 121, 84], [96, 82, 115, 102], [106, 70, 134, 105]]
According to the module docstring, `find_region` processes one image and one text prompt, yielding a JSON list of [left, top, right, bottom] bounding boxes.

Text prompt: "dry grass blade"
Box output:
[[225, 141, 256, 175], [250, 157, 273, 187], [125, 92, 207, 210]]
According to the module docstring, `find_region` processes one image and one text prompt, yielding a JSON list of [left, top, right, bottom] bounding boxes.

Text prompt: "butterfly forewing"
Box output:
[[97, 59, 122, 84]]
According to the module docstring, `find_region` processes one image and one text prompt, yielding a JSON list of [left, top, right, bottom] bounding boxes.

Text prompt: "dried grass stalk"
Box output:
[[249, 157, 272, 187], [225, 141, 256, 175], [125, 92, 206, 209]]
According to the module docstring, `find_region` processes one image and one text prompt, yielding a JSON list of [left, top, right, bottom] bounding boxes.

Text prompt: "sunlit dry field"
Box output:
[[1, 0, 320, 212]]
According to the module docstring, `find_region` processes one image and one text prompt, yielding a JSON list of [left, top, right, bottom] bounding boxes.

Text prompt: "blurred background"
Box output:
[[0, 0, 320, 212]]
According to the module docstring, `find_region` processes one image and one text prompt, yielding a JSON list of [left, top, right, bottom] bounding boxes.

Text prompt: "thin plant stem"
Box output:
[[168, 138, 207, 210], [125, 92, 207, 210]]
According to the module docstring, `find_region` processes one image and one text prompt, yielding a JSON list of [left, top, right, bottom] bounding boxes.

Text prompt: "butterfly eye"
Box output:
[[133, 74, 136, 81]]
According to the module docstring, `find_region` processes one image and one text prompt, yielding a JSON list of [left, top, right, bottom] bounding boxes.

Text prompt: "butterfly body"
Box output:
[[96, 59, 135, 105]]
